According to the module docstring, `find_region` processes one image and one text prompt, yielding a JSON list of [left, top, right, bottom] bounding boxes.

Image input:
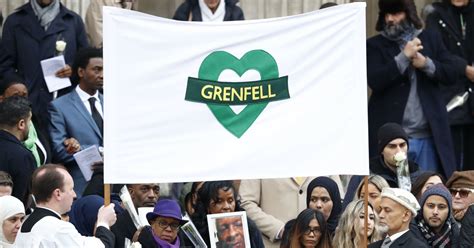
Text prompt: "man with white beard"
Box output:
[[369, 188, 428, 247]]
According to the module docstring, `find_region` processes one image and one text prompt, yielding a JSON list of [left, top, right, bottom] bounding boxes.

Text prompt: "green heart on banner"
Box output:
[[198, 50, 280, 138]]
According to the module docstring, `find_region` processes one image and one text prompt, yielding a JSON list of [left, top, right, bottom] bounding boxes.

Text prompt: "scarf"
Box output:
[[30, 0, 60, 30], [306, 177, 342, 235], [199, 0, 226, 22], [381, 20, 422, 47], [416, 217, 452, 247], [22, 121, 40, 167], [0, 196, 25, 246], [153, 233, 180, 248]]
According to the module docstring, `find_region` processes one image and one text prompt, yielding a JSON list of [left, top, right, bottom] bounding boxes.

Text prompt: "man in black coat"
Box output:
[[459, 204, 474, 247], [367, 0, 459, 179], [0, 96, 36, 204], [409, 184, 460, 247], [173, 0, 244, 22], [425, 0, 474, 171], [369, 187, 428, 248], [111, 184, 160, 248]]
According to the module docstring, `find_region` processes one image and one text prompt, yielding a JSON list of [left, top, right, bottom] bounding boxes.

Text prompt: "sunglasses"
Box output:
[[449, 188, 474, 198]]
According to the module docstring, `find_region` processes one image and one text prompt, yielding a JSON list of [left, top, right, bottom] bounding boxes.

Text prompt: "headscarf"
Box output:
[[0, 196, 26, 247], [198, 0, 226, 22], [306, 177, 342, 235], [69, 195, 104, 236], [30, 0, 60, 30]]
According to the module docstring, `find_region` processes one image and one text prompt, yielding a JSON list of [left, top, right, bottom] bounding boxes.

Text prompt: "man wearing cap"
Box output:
[[446, 170, 474, 223], [369, 187, 428, 247], [410, 184, 460, 247], [367, 0, 458, 178], [343, 123, 421, 205], [371, 122, 421, 188], [135, 199, 190, 247]]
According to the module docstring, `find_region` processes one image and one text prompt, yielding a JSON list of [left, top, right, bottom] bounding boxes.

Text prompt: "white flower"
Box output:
[[56, 40, 67, 53], [130, 242, 142, 248], [393, 152, 407, 164]]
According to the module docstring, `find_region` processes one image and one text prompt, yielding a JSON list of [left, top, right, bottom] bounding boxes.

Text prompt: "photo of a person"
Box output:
[[215, 216, 245, 248], [207, 211, 251, 248]]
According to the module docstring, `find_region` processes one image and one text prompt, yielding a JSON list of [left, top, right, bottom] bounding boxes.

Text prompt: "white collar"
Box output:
[[386, 229, 409, 243], [76, 85, 100, 102], [199, 0, 226, 22]]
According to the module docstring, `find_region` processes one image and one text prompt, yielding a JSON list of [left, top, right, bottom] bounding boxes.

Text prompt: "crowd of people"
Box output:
[[0, 0, 474, 247]]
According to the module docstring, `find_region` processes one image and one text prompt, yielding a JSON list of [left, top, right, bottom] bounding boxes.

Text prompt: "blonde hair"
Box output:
[[354, 175, 390, 201], [332, 200, 383, 248]]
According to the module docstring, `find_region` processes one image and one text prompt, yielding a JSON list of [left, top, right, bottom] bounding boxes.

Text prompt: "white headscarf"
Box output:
[[198, 0, 226, 22], [0, 196, 25, 247]]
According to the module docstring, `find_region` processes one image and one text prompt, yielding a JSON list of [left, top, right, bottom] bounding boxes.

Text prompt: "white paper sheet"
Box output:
[[73, 145, 103, 181], [40, 55, 72, 92], [137, 207, 154, 226]]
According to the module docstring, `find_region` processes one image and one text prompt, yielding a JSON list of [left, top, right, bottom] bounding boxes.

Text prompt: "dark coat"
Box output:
[[367, 29, 459, 178], [368, 230, 430, 248], [342, 156, 421, 210], [460, 205, 474, 247], [0, 130, 36, 204], [173, 0, 244, 21], [369, 156, 421, 188], [0, 3, 88, 123], [426, 2, 474, 125], [409, 217, 460, 247], [110, 210, 137, 248]]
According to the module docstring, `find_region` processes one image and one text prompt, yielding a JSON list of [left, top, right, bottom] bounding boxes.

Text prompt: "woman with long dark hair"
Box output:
[[191, 180, 264, 247], [284, 209, 331, 248]]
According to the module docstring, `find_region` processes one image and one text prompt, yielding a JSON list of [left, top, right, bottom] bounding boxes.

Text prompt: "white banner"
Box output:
[[103, 3, 368, 183]]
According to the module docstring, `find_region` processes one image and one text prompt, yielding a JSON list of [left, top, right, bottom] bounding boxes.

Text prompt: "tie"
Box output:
[[88, 97, 103, 136], [381, 237, 392, 248]]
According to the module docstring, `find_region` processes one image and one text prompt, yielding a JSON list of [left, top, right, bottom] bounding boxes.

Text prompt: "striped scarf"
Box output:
[[416, 217, 452, 247]]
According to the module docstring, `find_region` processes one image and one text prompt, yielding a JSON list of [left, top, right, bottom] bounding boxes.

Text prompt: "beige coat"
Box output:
[[239, 176, 344, 248], [85, 0, 137, 48]]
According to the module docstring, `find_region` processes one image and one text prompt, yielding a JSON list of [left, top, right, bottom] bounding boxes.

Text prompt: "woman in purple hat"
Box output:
[[136, 199, 189, 248]]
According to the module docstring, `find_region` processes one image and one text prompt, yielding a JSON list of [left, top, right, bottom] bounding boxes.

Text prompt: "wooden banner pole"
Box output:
[[363, 176, 369, 247], [104, 184, 111, 206]]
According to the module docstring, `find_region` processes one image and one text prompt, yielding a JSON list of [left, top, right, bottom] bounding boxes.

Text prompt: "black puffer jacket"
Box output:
[[173, 0, 244, 21], [426, 2, 474, 125]]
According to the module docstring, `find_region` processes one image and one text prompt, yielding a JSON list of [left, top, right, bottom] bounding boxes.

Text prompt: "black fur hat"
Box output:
[[375, 0, 423, 31]]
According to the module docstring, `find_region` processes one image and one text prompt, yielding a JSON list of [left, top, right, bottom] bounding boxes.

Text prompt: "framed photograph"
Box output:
[[207, 211, 251, 248]]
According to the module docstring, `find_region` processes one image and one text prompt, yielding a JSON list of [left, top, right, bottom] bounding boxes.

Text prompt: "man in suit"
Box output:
[[0, 96, 36, 204], [48, 47, 103, 196], [367, 0, 459, 179], [369, 187, 428, 248]]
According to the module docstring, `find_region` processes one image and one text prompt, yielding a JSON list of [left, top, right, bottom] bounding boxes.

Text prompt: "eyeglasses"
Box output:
[[450, 188, 474, 198], [304, 227, 321, 236], [153, 219, 180, 231]]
